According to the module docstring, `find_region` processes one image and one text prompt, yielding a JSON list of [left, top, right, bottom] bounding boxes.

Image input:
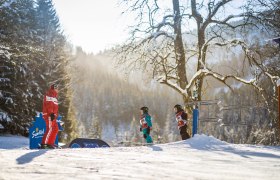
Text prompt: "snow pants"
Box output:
[[180, 124, 191, 140], [142, 127, 153, 143], [42, 117, 59, 146]]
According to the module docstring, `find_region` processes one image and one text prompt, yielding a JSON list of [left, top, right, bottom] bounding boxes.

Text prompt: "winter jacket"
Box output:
[[140, 113, 153, 143], [43, 86, 58, 121], [175, 110, 188, 129], [140, 113, 152, 129]]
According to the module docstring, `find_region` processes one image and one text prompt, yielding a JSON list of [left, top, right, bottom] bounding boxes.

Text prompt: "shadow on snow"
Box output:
[[16, 150, 47, 165]]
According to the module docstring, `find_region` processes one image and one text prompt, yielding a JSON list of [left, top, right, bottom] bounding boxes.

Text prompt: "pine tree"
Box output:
[[0, 0, 41, 135], [61, 102, 78, 142], [0, 0, 77, 139], [34, 0, 62, 90], [35, 0, 78, 141], [89, 116, 102, 139]]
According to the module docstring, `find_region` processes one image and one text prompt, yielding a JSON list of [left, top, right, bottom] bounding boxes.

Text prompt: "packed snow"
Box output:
[[0, 134, 280, 180]]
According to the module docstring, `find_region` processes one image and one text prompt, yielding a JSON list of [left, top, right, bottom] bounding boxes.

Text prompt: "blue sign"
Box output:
[[192, 108, 199, 137], [70, 143, 81, 148], [29, 113, 63, 149], [69, 138, 110, 148]]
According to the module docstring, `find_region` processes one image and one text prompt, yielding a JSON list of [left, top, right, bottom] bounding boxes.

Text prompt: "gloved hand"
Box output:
[[50, 113, 55, 121]]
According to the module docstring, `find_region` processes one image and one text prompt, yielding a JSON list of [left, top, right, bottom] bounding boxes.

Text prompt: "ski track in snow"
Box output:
[[0, 134, 280, 180]]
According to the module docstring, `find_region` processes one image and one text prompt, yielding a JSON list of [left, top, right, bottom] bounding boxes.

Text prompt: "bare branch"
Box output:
[[207, 0, 232, 20]]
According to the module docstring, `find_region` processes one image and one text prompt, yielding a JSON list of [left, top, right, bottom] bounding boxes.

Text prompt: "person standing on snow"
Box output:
[[174, 104, 190, 140], [139, 106, 153, 144], [41, 84, 59, 149]]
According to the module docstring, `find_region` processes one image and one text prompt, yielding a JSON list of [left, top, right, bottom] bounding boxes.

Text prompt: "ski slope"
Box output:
[[0, 134, 280, 180]]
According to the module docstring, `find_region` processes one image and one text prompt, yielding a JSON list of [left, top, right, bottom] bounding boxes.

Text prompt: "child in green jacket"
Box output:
[[139, 106, 153, 143]]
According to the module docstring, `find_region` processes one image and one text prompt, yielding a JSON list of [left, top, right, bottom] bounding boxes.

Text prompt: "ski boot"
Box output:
[[40, 144, 56, 149]]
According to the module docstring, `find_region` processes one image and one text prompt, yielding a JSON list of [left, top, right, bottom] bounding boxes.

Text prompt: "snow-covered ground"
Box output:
[[0, 134, 280, 180]]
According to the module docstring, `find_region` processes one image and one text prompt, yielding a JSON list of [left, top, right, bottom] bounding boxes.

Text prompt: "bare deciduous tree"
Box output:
[[116, 0, 279, 110]]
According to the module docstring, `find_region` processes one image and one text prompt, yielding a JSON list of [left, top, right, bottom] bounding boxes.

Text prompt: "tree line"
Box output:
[[71, 47, 183, 143], [0, 0, 77, 142]]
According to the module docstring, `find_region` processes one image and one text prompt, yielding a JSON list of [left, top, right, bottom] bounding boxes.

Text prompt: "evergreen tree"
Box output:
[[0, 0, 41, 135], [61, 102, 78, 142], [34, 0, 62, 90], [34, 0, 77, 141], [89, 116, 102, 139], [0, 0, 77, 140]]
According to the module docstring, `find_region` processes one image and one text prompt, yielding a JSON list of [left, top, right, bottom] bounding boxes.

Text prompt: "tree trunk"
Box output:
[[278, 85, 280, 139], [196, 24, 206, 101], [173, 0, 187, 90]]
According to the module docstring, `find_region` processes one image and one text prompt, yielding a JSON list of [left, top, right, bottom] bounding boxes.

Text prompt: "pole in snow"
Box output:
[[277, 79, 280, 137], [192, 105, 199, 137], [272, 37, 280, 138]]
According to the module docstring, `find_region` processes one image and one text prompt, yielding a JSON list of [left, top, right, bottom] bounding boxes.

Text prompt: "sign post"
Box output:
[[192, 105, 199, 137], [272, 37, 280, 139], [277, 79, 280, 137]]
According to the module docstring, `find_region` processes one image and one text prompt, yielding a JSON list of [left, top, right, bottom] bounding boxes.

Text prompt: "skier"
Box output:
[[174, 104, 191, 140], [41, 84, 59, 149], [139, 106, 153, 144]]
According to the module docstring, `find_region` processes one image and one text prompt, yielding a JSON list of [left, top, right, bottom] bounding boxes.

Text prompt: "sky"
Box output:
[[52, 0, 246, 54], [53, 0, 130, 54]]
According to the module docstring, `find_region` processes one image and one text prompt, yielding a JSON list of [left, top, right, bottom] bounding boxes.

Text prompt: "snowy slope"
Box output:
[[0, 134, 280, 180], [0, 135, 29, 149]]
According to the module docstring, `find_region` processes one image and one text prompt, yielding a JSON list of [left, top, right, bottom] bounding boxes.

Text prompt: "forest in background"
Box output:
[[71, 23, 279, 145], [72, 47, 183, 144], [0, 0, 78, 142]]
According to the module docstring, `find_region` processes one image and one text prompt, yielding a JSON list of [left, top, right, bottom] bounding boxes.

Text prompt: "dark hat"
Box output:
[[140, 106, 149, 113], [174, 104, 183, 112]]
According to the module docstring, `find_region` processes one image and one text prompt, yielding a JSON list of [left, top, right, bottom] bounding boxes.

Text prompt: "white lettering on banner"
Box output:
[[46, 96, 58, 104], [32, 129, 45, 138]]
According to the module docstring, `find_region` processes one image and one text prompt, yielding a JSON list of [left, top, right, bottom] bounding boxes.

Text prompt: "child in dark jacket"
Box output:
[[174, 104, 191, 140]]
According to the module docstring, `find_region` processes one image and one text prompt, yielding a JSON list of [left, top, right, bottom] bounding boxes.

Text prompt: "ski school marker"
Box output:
[[68, 138, 110, 148], [192, 107, 199, 137], [29, 113, 63, 149], [29, 113, 110, 149]]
